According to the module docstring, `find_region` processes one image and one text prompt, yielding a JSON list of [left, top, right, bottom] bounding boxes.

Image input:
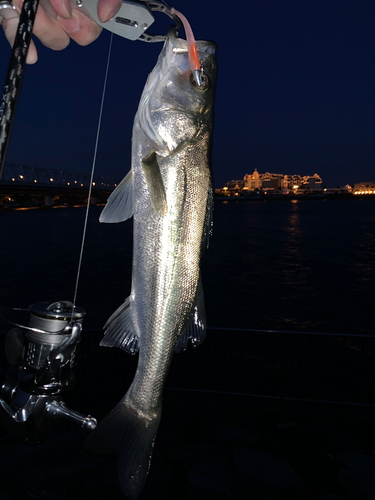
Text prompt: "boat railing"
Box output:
[[1, 326, 375, 411]]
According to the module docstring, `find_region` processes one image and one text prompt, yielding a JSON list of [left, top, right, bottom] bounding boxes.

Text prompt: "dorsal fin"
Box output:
[[175, 278, 206, 352], [200, 183, 214, 253]]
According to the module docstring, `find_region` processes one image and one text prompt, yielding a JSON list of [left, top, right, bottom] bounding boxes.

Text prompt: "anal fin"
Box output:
[[101, 297, 139, 355]]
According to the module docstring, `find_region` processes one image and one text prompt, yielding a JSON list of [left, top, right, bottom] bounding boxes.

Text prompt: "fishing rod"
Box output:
[[0, 0, 39, 180]]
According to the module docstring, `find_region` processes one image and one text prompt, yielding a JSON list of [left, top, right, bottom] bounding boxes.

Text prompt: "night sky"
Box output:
[[0, 0, 374, 188]]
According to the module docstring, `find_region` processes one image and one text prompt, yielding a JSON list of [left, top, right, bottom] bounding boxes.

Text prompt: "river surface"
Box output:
[[0, 198, 374, 335]]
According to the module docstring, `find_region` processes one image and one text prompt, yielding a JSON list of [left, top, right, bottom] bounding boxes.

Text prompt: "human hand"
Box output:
[[0, 0, 122, 64]]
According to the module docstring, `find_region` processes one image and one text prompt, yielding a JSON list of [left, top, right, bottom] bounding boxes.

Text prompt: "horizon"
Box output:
[[1, 159, 373, 190]]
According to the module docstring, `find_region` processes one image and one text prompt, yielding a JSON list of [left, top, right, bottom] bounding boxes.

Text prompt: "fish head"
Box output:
[[138, 28, 217, 156]]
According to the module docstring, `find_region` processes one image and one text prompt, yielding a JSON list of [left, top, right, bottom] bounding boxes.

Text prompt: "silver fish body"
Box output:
[[85, 29, 217, 499]]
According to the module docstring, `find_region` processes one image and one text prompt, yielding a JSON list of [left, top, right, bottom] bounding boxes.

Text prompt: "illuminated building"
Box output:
[[219, 170, 324, 196], [243, 169, 261, 190], [243, 170, 323, 192], [353, 182, 375, 195], [260, 172, 284, 190], [223, 179, 245, 195]]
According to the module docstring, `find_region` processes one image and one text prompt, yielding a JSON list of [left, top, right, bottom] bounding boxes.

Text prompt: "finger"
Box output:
[[33, 7, 71, 51], [25, 39, 38, 63], [1, 15, 39, 63], [26, 41, 38, 63], [48, 0, 72, 19], [97, 0, 122, 23], [1, 16, 19, 47], [57, 8, 102, 46]]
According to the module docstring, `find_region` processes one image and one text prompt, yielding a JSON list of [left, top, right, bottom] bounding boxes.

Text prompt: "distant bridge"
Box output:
[[0, 163, 121, 208]]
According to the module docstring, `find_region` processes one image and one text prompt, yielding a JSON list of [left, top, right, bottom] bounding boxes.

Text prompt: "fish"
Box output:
[[84, 25, 217, 499]]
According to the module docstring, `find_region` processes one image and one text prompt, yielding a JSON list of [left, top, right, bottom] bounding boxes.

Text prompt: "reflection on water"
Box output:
[[0, 199, 374, 335], [352, 211, 375, 282], [284, 199, 302, 262], [201, 199, 375, 334]]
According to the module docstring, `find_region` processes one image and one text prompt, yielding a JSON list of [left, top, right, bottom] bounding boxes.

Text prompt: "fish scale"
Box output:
[[85, 27, 217, 499]]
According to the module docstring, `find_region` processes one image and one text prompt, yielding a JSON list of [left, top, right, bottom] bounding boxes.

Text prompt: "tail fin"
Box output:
[[84, 398, 161, 500]]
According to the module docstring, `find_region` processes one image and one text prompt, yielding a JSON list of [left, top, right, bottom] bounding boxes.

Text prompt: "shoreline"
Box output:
[[215, 193, 375, 202], [1, 193, 375, 211]]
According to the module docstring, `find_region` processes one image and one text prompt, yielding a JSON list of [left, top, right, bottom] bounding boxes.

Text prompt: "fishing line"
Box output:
[[71, 30, 114, 317]]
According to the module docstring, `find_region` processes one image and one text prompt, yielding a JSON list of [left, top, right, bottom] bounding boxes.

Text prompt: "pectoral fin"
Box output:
[[142, 152, 168, 217], [100, 170, 134, 223]]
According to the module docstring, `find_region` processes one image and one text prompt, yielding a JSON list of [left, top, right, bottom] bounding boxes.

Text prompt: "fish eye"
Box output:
[[191, 72, 210, 91]]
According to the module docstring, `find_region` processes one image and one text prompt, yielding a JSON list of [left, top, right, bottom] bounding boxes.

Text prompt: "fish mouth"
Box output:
[[164, 28, 217, 88]]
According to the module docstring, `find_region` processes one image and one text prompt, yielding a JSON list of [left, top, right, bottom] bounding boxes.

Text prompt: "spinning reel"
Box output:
[[0, 300, 96, 443]]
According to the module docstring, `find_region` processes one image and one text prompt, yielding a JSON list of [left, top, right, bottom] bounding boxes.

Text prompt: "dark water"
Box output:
[[0, 198, 374, 335]]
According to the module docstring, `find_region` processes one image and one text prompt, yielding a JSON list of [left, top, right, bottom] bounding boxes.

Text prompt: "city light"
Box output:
[[1, 166, 130, 209], [353, 190, 375, 195]]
